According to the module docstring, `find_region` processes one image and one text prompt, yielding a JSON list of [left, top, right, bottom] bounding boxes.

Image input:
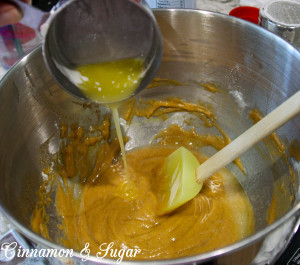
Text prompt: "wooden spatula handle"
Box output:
[[196, 90, 300, 183]]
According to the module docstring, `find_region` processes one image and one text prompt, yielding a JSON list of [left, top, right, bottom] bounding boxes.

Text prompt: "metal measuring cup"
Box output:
[[10, 0, 163, 103]]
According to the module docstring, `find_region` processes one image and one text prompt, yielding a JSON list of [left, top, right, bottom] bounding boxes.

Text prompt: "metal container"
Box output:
[[43, 0, 163, 103], [10, 0, 163, 103], [0, 9, 299, 265], [259, 0, 300, 50]]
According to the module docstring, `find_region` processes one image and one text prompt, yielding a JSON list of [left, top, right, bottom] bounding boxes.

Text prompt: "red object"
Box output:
[[0, 23, 36, 46], [229, 6, 260, 24]]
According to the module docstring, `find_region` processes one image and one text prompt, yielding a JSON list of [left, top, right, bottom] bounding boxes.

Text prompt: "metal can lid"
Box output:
[[259, 0, 300, 49], [260, 0, 300, 27]]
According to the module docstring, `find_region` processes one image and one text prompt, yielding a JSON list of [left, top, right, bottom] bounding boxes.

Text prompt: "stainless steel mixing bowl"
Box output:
[[0, 9, 299, 265]]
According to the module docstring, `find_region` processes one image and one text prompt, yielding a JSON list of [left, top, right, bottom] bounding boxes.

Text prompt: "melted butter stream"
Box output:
[[75, 58, 145, 197], [31, 85, 256, 260]]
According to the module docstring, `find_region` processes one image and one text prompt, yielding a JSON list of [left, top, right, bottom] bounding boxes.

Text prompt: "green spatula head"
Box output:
[[157, 147, 203, 215]]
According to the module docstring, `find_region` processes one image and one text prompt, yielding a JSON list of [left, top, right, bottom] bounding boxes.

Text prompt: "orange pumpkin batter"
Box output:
[[31, 96, 254, 261]]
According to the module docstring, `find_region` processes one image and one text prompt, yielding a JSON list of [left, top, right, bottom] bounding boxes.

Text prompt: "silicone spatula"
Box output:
[[157, 146, 202, 215], [158, 90, 300, 215]]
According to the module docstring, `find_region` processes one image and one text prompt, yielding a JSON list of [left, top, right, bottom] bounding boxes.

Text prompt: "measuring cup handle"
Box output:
[[8, 0, 49, 31]]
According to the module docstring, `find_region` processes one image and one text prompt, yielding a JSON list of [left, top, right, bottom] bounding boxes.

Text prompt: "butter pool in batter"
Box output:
[[31, 96, 254, 260]]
